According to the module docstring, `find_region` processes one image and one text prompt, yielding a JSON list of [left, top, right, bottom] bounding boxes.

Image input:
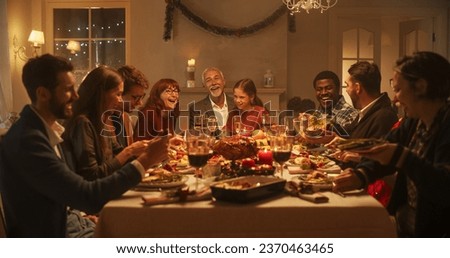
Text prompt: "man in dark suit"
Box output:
[[0, 54, 168, 237], [344, 61, 398, 139], [188, 67, 234, 133]]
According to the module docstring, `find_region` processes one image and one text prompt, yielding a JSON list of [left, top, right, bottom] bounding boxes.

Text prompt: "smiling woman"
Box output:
[[134, 78, 181, 141]]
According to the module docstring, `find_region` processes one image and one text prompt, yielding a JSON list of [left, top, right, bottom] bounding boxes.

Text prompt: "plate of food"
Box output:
[[295, 171, 334, 192], [336, 138, 385, 152], [138, 169, 189, 188]]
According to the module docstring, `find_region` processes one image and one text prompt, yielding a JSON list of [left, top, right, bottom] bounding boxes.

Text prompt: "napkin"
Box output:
[[297, 192, 329, 203], [287, 166, 312, 174], [141, 187, 211, 206]]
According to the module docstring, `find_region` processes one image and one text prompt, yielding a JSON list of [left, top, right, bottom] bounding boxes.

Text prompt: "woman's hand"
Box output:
[[137, 137, 170, 169], [324, 135, 345, 148], [127, 140, 150, 157], [332, 150, 361, 163], [332, 168, 363, 192]]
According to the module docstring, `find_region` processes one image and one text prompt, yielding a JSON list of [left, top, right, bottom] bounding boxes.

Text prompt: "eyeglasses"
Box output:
[[131, 93, 146, 102], [164, 89, 180, 95]]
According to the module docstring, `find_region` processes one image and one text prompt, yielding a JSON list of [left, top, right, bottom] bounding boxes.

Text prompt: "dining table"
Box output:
[[94, 172, 397, 238]]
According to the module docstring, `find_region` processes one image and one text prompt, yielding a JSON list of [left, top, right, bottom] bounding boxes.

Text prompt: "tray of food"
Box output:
[[210, 176, 286, 203], [336, 138, 385, 152]]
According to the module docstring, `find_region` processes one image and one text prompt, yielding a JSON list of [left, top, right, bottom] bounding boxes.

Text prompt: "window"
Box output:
[[47, 2, 129, 85], [341, 28, 375, 85]]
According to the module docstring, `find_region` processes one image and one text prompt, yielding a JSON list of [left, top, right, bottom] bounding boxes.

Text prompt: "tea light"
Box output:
[[187, 58, 195, 67], [258, 149, 273, 165]]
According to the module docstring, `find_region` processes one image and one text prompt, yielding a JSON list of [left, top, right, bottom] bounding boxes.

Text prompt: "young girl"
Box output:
[[225, 78, 268, 135]]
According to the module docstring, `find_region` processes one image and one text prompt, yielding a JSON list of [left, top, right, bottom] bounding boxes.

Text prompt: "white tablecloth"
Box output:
[[95, 174, 397, 238]]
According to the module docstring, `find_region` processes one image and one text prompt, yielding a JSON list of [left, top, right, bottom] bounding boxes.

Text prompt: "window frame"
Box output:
[[45, 1, 130, 83]]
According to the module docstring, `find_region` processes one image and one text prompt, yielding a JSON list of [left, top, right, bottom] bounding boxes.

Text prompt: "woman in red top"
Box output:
[[134, 78, 180, 140], [225, 78, 268, 136]]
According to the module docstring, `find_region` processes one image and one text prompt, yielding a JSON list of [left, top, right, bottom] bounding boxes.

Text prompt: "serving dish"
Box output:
[[336, 138, 385, 151], [137, 175, 188, 189], [210, 176, 286, 203]]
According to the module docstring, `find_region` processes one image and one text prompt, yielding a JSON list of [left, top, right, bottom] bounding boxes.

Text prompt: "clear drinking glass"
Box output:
[[300, 111, 326, 139], [194, 115, 203, 132], [270, 134, 293, 178], [232, 116, 242, 135], [186, 133, 213, 190], [206, 117, 218, 136]]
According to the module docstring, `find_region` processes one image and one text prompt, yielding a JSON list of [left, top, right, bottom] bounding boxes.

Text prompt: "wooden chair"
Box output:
[[0, 134, 7, 237], [0, 193, 6, 237]]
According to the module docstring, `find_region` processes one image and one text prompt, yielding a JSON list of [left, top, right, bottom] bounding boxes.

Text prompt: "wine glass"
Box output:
[[186, 133, 213, 190], [194, 115, 203, 132], [270, 134, 293, 178], [206, 117, 218, 137], [262, 114, 278, 135], [232, 116, 242, 135]]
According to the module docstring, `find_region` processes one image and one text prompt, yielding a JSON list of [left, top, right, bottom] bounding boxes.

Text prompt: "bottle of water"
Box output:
[[263, 69, 274, 88]]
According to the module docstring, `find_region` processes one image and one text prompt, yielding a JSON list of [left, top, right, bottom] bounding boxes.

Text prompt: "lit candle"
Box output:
[[187, 58, 195, 67], [258, 149, 273, 166]]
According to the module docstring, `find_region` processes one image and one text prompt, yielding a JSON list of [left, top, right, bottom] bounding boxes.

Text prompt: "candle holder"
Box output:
[[187, 58, 195, 88]]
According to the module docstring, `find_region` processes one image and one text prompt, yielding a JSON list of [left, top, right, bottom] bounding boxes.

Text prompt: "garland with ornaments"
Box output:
[[163, 0, 296, 41]]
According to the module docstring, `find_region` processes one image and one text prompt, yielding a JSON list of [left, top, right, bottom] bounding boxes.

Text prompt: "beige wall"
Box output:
[[5, 0, 450, 113], [129, 0, 287, 112]]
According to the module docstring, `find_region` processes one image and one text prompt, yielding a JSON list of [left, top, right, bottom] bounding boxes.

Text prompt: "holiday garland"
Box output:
[[163, 0, 296, 41]]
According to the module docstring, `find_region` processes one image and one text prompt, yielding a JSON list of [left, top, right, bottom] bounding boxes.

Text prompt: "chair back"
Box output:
[[0, 134, 7, 237], [0, 193, 6, 237]]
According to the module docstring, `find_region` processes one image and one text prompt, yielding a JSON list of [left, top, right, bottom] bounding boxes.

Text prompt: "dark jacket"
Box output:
[[350, 93, 398, 139], [63, 115, 123, 181], [188, 94, 234, 129], [358, 103, 450, 237], [0, 105, 141, 237]]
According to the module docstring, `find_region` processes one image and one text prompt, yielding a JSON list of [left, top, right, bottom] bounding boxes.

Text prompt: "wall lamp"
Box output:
[[13, 30, 45, 61]]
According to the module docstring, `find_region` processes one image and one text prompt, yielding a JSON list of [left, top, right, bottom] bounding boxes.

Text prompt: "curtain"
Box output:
[[0, 0, 12, 125]]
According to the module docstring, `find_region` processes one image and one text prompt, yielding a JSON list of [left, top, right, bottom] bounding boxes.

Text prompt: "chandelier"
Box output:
[[282, 0, 338, 14]]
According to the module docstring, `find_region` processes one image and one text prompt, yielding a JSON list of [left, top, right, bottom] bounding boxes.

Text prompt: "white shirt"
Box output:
[[30, 105, 64, 158], [358, 94, 383, 123], [209, 94, 229, 128]]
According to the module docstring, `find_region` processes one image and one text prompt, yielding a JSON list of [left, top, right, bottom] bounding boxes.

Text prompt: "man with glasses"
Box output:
[[115, 65, 149, 147], [188, 67, 234, 133], [313, 70, 359, 137]]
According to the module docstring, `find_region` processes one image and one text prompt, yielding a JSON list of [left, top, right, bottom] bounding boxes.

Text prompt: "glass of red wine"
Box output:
[[186, 133, 213, 190], [270, 134, 293, 178]]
